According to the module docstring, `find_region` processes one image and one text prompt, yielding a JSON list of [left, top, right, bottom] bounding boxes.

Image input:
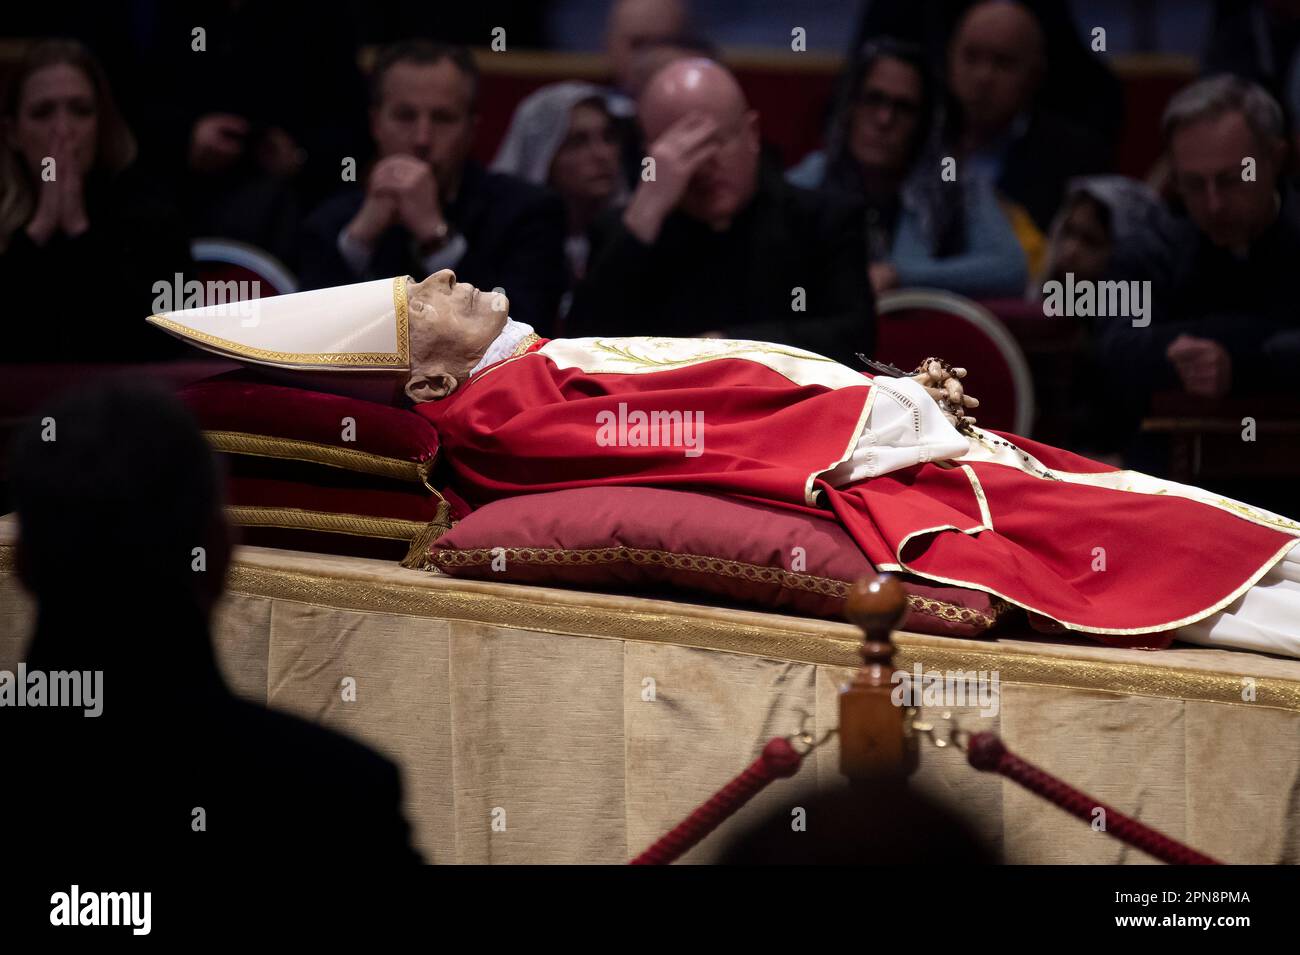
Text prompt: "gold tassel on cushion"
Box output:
[[400, 499, 453, 569]]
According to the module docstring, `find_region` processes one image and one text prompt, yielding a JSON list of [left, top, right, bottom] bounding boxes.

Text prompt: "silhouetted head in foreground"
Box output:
[[717, 783, 998, 864], [9, 378, 231, 678], [7, 380, 422, 860]]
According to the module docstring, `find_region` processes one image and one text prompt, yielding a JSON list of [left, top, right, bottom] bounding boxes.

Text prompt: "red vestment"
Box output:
[[417, 341, 1300, 645]]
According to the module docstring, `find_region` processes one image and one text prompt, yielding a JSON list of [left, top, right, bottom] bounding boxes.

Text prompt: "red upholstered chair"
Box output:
[[190, 238, 298, 298], [874, 288, 1036, 435]]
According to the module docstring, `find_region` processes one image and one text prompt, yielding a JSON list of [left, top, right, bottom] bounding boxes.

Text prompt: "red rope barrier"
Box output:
[[629, 737, 804, 865], [631, 728, 1220, 865], [966, 732, 1221, 865]]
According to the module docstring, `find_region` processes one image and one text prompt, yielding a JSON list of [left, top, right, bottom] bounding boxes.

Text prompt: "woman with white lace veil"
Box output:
[[492, 82, 628, 320]]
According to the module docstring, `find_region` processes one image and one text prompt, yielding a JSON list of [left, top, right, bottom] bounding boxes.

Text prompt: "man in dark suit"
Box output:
[[1093, 75, 1300, 483], [299, 41, 567, 335], [567, 58, 874, 367], [4, 380, 421, 861]]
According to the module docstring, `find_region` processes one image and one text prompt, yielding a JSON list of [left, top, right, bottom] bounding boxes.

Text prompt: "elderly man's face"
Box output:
[[405, 270, 510, 402], [949, 3, 1043, 135], [679, 110, 759, 226], [1170, 111, 1282, 251], [371, 61, 475, 189]]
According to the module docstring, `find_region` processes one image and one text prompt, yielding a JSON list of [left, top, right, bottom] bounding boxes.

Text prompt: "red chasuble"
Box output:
[[417, 337, 1300, 645]]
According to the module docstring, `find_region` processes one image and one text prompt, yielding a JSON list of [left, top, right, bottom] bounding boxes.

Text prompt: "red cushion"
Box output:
[[219, 454, 454, 562], [180, 372, 440, 485], [420, 486, 1011, 637]]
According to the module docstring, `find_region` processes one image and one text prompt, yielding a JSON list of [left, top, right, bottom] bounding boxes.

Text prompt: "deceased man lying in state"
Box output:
[[148, 270, 1300, 658]]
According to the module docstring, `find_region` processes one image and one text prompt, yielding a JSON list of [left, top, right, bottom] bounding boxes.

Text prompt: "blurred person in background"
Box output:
[[1204, 0, 1300, 159], [492, 82, 628, 323], [1034, 175, 1162, 294], [299, 41, 567, 334], [0, 39, 191, 363], [126, 0, 371, 270], [605, 0, 695, 99], [1100, 76, 1300, 405], [567, 58, 874, 366], [602, 0, 712, 194], [1028, 176, 1161, 458], [853, 0, 1123, 150], [789, 37, 1027, 299], [939, 0, 1109, 231], [1094, 76, 1300, 488]]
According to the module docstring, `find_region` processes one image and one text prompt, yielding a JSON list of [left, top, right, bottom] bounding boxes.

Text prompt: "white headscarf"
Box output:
[[491, 81, 622, 186]]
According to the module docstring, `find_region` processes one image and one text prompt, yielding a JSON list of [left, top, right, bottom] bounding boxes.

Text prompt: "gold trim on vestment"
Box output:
[[960, 464, 994, 530], [421, 544, 1012, 630], [808, 383, 876, 507], [144, 276, 412, 369], [511, 332, 541, 356], [586, 337, 838, 369], [888, 535, 1300, 636], [920, 426, 1300, 634], [205, 430, 432, 484]]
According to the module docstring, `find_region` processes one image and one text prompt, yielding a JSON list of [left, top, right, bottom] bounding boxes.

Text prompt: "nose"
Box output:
[[52, 108, 73, 138], [412, 116, 433, 151], [1204, 181, 1223, 216], [431, 268, 456, 290]]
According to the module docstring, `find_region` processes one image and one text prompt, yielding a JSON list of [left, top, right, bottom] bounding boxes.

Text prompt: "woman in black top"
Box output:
[[0, 39, 191, 362]]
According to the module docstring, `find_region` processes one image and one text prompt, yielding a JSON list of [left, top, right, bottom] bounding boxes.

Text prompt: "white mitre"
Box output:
[[148, 276, 412, 372], [147, 276, 413, 399]]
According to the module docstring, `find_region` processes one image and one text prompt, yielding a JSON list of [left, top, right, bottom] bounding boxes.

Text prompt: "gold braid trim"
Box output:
[[3, 530, 1297, 709], [226, 502, 452, 558], [512, 332, 542, 356], [205, 430, 436, 485], [424, 545, 1010, 630]]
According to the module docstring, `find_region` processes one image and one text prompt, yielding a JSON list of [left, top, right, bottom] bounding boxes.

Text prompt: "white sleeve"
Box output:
[[822, 376, 972, 487]]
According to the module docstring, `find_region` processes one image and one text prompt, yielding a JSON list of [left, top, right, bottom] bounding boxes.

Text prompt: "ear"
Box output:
[[405, 372, 458, 403]]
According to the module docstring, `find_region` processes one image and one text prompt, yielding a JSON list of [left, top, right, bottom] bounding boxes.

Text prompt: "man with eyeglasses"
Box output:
[[1093, 75, 1300, 488], [1100, 76, 1300, 401], [567, 58, 874, 367]]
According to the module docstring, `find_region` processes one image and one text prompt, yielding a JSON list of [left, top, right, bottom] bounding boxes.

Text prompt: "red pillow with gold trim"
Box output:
[[181, 371, 441, 487], [180, 372, 464, 560], [219, 456, 455, 563], [416, 486, 1012, 637]]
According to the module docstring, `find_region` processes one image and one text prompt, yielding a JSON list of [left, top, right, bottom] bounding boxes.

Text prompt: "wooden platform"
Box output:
[[2, 514, 1297, 863]]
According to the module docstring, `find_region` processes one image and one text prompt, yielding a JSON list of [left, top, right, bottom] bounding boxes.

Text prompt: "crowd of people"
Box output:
[[3, 0, 1300, 471], [6, 0, 1300, 867]]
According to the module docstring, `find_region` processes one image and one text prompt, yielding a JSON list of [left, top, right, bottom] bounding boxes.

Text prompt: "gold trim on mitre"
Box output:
[[145, 276, 411, 371]]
